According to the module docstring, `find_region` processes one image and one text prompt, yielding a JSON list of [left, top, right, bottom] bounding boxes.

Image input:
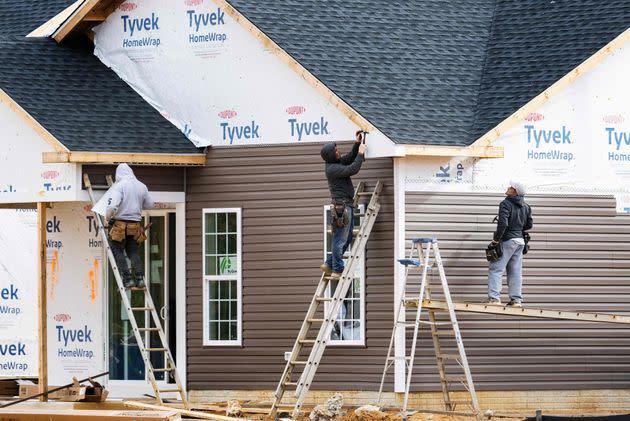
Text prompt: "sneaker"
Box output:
[[134, 275, 146, 289], [506, 299, 522, 308], [320, 263, 332, 275], [481, 297, 502, 306], [329, 272, 342, 280], [122, 276, 135, 289]]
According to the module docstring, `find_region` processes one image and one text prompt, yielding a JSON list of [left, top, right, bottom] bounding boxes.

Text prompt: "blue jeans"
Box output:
[[487, 238, 524, 302], [325, 205, 354, 273]]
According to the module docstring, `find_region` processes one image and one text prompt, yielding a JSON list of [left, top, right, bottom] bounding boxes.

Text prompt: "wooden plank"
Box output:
[[404, 144, 504, 158], [42, 152, 206, 166], [53, 0, 103, 42], [122, 400, 249, 421], [471, 27, 630, 148], [213, 0, 374, 133], [37, 202, 48, 401], [413, 300, 630, 324], [0, 88, 68, 153], [0, 203, 37, 209]]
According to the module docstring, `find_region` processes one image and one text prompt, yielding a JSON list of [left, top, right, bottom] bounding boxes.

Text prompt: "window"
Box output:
[[202, 209, 242, 345], [323, 204, 365, 345]]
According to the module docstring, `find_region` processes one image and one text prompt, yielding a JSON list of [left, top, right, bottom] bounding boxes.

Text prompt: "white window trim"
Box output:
[[323, 204, 366, 346], [202, 207, 242, 346]]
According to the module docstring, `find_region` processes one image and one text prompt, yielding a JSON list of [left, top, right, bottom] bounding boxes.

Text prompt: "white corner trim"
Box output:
[[393, 157, 406, 392]]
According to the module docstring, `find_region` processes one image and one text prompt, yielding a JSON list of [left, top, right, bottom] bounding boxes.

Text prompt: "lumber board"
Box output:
[[413, 299, 630, 324], [37, 202, 47, 401], [404, 144, 504, 158], [123, 400, 250, 421], [53, 0, 101, 42], [42, 151, 206, 166]]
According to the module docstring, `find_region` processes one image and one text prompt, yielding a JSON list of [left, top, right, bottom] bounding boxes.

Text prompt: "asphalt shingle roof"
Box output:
[[0, 36, 200, 153], [0, 0, 74, 36], [227, 0, 630, 146]]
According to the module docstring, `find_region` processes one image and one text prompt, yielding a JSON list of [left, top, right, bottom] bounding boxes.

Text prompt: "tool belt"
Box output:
[[485, 241, 502, 262], [108, 220, 146, 244], [331, 200, 350, 229]]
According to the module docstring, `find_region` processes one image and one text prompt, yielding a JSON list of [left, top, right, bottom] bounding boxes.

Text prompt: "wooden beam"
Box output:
[[471, 27, 630, 148], [404, 144, 504, 158], [27, 0, 84, 37], [123, 400, 249, 421], [0, 88, 68, 153], [213, 0, 374, 133], [53, 0, 103, 43], [42, 151, 206, 166], [37, 202, 48, 402], [414, 300, 630, 324], [0, 203, 37, 209]]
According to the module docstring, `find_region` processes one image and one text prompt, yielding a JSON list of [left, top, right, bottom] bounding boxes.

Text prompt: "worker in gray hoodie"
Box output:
[[320, 131, 366, 278], [106, 163, 154, 289], [483, 180, 533, 307]]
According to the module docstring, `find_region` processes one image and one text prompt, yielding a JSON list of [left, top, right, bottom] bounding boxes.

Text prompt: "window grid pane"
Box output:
[[206, 278, 238, 342]]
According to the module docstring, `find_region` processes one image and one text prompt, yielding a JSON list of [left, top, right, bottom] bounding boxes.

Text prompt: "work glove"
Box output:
[[358, 143, 367, 155]]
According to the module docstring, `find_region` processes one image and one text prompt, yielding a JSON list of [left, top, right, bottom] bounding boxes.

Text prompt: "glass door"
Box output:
[[108, 212, 175, 384]]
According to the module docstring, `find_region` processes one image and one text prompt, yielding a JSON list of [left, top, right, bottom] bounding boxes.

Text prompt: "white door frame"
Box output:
[[103, 194, 186, 399]]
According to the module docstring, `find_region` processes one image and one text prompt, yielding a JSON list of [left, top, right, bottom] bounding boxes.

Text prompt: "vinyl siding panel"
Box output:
[[186, 143, 394, 391], [405, 192, 630, 391]]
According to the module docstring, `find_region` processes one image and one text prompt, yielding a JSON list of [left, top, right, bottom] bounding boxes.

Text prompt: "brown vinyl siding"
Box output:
[[405, 192, 630, 391], [82, 165, 185, 191], [186, 143, 394, 391]]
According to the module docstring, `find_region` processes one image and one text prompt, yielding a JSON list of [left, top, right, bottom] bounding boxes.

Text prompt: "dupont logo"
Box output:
[[604, 114, 624, 124], [119, 1, 137, 11], [83, 204, 93, 213], [41, 170, 59, 180], [286, 106, 306, 115], [524, 112, 544, 122], [218, 109, 237, 119], [53, 313, 71, 323], [185, 0, 203, 5]]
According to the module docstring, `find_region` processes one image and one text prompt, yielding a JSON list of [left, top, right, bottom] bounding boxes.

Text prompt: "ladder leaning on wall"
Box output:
[[83, 174, 189, 409], [269, 180, 383, 418]]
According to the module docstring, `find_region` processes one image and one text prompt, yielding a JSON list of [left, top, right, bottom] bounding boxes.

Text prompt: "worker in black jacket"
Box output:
[[319, 131, 366, 278], [483, 180, 533, 307]]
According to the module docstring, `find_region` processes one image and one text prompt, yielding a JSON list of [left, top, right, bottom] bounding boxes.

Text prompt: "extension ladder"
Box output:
[[270, 180, 383, 418], [83, 174, 189, 409], [378, 237, 479, 419]]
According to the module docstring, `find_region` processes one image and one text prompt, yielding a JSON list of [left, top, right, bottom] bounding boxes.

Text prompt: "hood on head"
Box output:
[[320, 143, 338, 163], [115, 163, 136, 182], [508, 195, 525, 207]]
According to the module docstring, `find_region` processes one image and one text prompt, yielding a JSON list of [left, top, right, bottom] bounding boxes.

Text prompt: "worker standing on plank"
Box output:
[[319, 130, 367, 279], [482, 180, 533, 307], [105, 163, 154, 289]]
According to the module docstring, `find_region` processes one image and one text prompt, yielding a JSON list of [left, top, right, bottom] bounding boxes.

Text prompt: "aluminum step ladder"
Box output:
[[378, 237, 479, 419], [270, 180, 383, 418], [84, 174, 189, 409]]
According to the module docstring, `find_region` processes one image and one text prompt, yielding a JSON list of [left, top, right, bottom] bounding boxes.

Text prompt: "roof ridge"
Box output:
[[469, 0, 499, 144]]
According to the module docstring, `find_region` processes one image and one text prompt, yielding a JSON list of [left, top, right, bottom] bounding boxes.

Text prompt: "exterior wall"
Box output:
[[405, 191, 630, 391], [185, 142, 394, 391], [82, 165, 185, 192]]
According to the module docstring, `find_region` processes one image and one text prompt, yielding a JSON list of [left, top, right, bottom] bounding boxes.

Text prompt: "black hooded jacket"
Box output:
[[321, 142, 364, 203], [493, 195, 533, 242]]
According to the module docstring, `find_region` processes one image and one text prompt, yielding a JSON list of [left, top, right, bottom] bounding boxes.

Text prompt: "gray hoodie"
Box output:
[[320, 142, 364, 203], [105, 164, 154, 222]]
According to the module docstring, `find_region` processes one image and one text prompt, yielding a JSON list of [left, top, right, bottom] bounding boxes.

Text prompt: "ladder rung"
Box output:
[[131, 307, 153, 311], [284, 381, 298, 387], [139, 327, 160, 331], [146, 348, 167, 352], [444, 375, 468, 382], [158, 388, 182, 393], [299, 339, 316, 344], [307, 318, 325, 323], [437, 353, 460, 360], [387, 356, 411, 361], [357, 191, 373, 196], [152, 367, 174, 372], [291, 361, 309, 365], [433, 330, 456, 336], [315, 297, 332, 302]]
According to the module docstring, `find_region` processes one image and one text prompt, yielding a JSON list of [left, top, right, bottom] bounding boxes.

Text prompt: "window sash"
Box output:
[[202, 208, 242, 346]]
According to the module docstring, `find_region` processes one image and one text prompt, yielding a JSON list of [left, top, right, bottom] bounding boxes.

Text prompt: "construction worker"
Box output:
[[105, 163, 154, 289], [482, 180, 533, 307], [319, 130, 367, 279]]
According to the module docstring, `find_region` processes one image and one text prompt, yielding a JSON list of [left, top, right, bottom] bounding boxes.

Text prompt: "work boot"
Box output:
[[329, 272, 342, 280], [506, 299, 522, 308], [481, 297, 501, 306], [320, 263, 332, 275], [134, 275, 146, 289], [122, 274, 135, 289]]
